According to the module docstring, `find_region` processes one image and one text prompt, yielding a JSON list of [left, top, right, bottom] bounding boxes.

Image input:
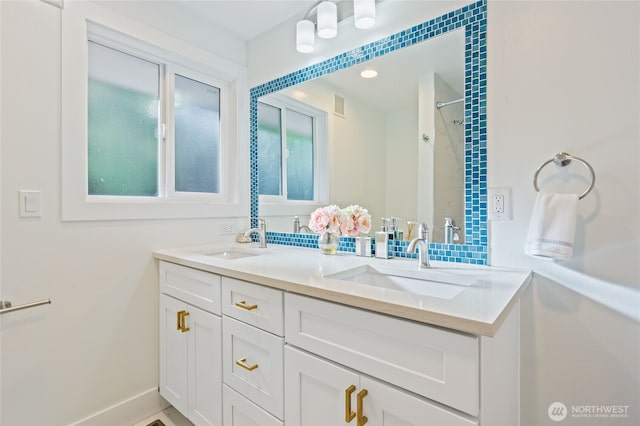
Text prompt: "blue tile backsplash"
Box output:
[[250, 0, 488, 265]]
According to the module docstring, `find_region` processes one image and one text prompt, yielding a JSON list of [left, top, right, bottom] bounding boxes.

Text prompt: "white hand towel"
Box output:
[[525, 191, 579, 261]]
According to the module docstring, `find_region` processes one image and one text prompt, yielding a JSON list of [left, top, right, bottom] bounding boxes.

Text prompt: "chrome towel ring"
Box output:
[[533, 152, 595, 200]]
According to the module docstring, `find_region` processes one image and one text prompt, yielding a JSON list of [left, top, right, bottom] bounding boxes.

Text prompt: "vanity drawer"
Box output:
[[159, 261, 221, 315], [284, 293, 480, 416], [223, 384, 283, 426], [223, 316, 284, 420], [222, 277, 284, 336]]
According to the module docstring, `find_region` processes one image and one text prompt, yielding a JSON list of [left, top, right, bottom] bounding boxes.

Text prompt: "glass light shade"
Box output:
[[354, 0, 376, 29], [317, 1, 337, 39], [296, 20, 315, 53]]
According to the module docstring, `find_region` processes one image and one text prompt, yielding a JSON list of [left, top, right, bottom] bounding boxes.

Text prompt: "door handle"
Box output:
[[235, 357, 259, 371], [357, 388, 368, 426], [345, 384, 356, 423], [177, 310, 190, 333], [235, 300, 258, 311]]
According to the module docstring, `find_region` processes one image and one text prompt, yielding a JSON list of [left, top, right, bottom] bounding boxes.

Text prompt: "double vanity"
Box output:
[[154, 243, 531, 426]]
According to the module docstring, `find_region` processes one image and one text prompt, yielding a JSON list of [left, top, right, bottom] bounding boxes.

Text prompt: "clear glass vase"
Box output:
[[318, 232, 340, 255]]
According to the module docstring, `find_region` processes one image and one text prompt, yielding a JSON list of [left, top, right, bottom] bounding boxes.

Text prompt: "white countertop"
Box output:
[[153, 243, 531, 337]]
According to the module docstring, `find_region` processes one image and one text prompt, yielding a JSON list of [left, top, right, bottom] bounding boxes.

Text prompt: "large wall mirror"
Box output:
[[250, 0, 487, 264]]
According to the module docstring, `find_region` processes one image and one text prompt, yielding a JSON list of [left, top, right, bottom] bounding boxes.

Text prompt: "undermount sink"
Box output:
[[204, 247, 267, 260], [326, 264, 476, 300]]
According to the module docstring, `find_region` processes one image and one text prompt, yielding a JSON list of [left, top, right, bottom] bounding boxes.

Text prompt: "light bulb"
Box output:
[[296, 20, 315, 53], [317, 1, 337, 39], [360, 69, 378, 79], [354, 0, 376, 29]]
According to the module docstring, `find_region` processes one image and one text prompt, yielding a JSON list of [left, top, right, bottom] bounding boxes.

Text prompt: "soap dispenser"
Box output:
[[391, 217, 404, 241], [375, 218, 391, 259]]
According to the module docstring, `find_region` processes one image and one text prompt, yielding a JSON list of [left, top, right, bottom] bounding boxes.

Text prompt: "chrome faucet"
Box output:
[[444, 217, 460, 245], [243, 218, 267, 248], [293, 216, 312, 234], [407, 222, 430, 268]]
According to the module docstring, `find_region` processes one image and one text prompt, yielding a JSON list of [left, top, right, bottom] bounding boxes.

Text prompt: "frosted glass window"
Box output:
[[174, 74, 221, 193], [258, 102, 283, 196], [286, 109, 314, 201], [87, 41, 160, 196]]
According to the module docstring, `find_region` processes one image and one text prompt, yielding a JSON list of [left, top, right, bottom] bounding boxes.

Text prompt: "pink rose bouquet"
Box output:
[[309, 204, 372, 237]]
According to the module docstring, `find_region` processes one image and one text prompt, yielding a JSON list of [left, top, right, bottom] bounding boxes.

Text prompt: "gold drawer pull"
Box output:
[[177, 310, 190, 333], [345, 385, 356, 423], [235, 300, 258, 311], [235, 358, 259, 371], [357, 389, 368, 426]]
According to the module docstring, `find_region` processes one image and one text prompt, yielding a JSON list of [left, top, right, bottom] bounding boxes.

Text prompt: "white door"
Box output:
[[187, 304, 222, 426], [361, 376, 478, 426], [284, 346, 359, 426], [159, 294, 189, 415]]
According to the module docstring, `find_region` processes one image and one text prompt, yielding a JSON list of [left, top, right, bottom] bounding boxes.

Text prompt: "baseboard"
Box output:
[[69, 388, 171, 426]]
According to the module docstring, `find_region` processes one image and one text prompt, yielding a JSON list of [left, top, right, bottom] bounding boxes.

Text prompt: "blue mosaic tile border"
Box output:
[[267, 232, 487, 264], [251, 0, 487, 265]]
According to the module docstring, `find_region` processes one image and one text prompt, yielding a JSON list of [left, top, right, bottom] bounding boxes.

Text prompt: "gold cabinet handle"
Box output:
[[235, 300, 258, 311], [235, 357, 259, 371], [345, 385, 356, 423], [177, 310, 190, 333], [357, 389, 368, 426]]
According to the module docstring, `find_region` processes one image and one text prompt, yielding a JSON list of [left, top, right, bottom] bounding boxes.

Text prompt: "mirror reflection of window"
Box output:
[[257, 102, 283, 196], [258, 99, 323, 202], [285, 109, 314, 201]]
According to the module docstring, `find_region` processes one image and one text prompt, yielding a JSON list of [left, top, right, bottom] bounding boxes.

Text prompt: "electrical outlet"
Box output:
[[494, 194, 505, 213], [488, 188, 512, 221], [219, 223, 235, 235]]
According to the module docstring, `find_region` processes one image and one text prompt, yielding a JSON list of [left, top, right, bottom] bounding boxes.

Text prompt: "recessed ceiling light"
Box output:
[[360, 69, 378, 79]]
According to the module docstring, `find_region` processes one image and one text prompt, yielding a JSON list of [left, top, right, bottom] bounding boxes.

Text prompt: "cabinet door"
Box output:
[[188, 305, 222, 426], [159, 294, 188, 415], [286, 293, 479, 415], [360, 376, 478, 426], [285, 346, 359, 426]]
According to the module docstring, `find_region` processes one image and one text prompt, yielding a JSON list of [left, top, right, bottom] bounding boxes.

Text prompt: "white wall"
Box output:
[[0, 1, 247, 425], [385, 107, 418, 228], [248, 1, 640, 425], [487, 2, 639, 425]]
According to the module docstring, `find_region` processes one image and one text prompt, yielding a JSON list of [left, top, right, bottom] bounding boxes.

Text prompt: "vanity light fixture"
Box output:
[[354, 0, 376, 29], [317, 1, 338, 39], [296, 19, 315, 53], [360, 69, 378, 78], [295, 0, 377, 54]]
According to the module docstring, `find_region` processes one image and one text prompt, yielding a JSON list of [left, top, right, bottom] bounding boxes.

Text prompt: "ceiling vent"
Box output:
[[334, 94, 345, 117]]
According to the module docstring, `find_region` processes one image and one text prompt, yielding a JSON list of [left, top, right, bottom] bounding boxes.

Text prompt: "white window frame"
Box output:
[[258, 94, 329, 217], [61, 2, 248, 221]]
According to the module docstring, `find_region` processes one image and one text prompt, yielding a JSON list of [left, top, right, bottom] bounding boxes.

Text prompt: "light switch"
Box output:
[[19, 190, 41, 218]]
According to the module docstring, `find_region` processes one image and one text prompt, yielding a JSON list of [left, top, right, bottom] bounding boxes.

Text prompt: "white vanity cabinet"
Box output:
[[157, 255, 522, 426], [159, 261, 223, 426]]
